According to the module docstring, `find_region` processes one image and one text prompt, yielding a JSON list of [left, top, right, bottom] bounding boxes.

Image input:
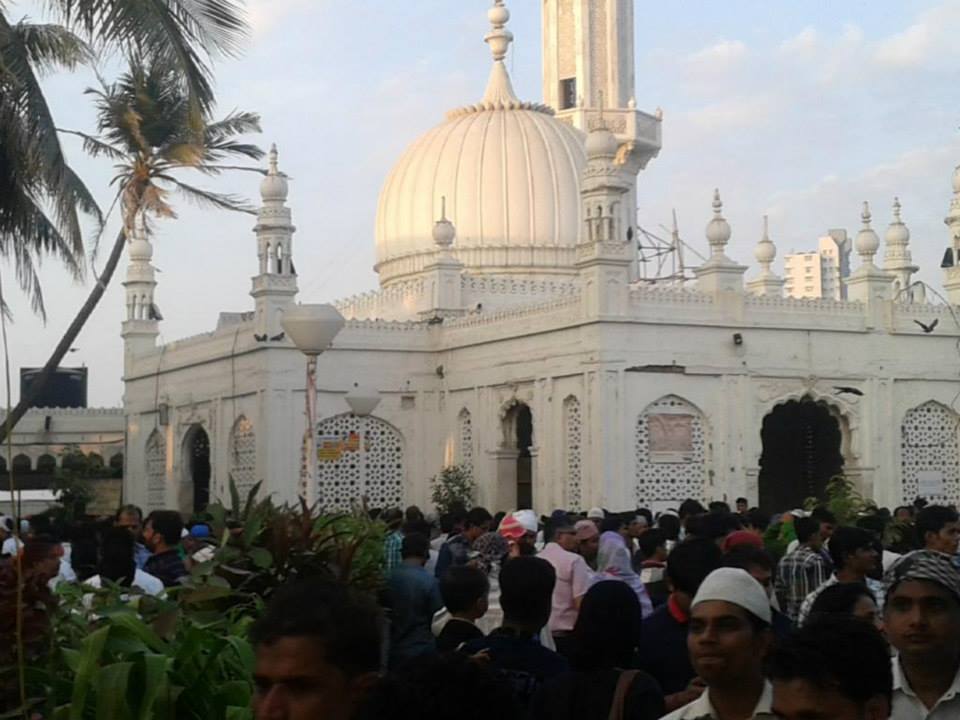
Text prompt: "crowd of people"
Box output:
[[3, 497, 960, 719]]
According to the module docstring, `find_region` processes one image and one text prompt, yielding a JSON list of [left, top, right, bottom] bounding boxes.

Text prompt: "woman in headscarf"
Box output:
[[531, 580, 665, 719], [594, 515, 653, 617]]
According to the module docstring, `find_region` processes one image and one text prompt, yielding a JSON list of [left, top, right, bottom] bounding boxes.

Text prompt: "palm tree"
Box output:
[[0, 59, 262, 443], [0, 0, 248, 432]]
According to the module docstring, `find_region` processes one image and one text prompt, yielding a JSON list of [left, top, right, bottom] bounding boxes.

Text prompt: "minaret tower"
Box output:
[[576, 125, 633, 316], [251, 144, 298, 337], [121, 226, 160, 357], [943, 166, 960, 304], [542, 0, 661, 280]]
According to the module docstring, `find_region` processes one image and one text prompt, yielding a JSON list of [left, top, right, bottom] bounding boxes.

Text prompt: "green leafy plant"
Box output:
[[804, 475, 876, 527], [430, 465, 475, 515]]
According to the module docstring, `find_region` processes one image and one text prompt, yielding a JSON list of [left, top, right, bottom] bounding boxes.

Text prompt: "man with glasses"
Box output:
[[538, 512, 591, 657]]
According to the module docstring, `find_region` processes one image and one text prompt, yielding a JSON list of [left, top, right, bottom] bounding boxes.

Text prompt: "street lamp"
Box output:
[[344, 382, 381, 506], [345, 383, 381, 417], [281, 303, 345, 506]]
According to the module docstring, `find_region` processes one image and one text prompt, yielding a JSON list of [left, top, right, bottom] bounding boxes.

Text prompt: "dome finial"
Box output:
[[481, 1, 520, 106], [486, 1, 512, 61]]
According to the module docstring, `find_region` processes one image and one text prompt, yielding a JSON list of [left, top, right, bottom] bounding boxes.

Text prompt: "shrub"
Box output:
[[430, 465, 475, 515]]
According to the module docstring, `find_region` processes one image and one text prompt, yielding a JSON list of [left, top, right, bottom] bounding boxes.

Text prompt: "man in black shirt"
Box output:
[[143, 510, 188, 587], [462, 556, 568, 709], [437, 565, 488, 652], [639, 538, 721, 712]]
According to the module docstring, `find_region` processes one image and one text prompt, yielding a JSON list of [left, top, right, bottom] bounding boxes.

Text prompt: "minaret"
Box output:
[[121, 226, 160, 357], [845, 202, 893, 304], [251, 144, 298, 337], [747, 216, 785, 297], [542, 0, 662, 281], [943, 166, 960, 304], [576, 125, 633, 316], [883, 197, 919, 301]]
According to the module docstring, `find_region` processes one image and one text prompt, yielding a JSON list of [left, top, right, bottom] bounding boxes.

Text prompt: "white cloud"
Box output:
[[247, 0, 316, 37], [780, 27, 818, 55], [687, 39, 748, 66], [683, 95, 776, 133], [873, 0, 960, 68]]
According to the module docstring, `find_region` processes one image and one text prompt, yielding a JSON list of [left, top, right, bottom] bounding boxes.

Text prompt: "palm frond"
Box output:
[[0, 14, 101, 271], [11, 21, 92, 74], [50, 0, 249, 115], [57, 127, 126, 161], [163, 177, 257, 215]]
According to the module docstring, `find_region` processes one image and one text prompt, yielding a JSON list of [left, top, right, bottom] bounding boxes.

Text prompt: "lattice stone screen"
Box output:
[[901, 401, 960, 506], [458, 409, 474, 477], [635, 396, 707, 504], [564, 396, 583, 510], [145, 430, 166, 509], [229, 416, 257, 498], [316, 414, 404, 510]]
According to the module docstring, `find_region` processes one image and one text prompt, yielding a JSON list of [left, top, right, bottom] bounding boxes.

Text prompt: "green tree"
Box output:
[[430, 465, 476, 515]]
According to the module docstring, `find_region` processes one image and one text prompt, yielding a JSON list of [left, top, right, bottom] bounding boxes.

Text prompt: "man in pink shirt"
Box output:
[[538, 515, 592, 658]]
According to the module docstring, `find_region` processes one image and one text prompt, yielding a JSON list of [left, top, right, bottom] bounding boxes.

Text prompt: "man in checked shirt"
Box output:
[[774, 516, 831, 623]]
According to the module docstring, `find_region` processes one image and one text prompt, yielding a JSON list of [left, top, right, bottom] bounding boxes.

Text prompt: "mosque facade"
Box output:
[[122, 1, 960, 516]]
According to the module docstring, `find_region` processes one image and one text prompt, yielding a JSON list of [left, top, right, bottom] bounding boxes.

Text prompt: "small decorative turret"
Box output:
[[433, 196, 456, 249], [845, 201, 893, 305], [706, 189, 732, 260], [695, 189, 747, 294]]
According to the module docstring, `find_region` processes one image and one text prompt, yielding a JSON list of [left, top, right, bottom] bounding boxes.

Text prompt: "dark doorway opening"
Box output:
[[186, 426, 211, 513], [515, 405, 533, 509], [759, 397, 844, 513]]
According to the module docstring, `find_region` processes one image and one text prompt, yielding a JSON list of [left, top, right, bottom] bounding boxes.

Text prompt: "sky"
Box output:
[[4, 0, 960, 406]]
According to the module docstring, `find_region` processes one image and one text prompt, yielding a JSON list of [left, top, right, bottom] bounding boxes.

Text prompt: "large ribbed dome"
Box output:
[[374, 3, 585, 286]]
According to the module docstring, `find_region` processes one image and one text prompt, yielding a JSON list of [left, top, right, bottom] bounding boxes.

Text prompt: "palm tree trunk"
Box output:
[[0, 229, 126, 443]]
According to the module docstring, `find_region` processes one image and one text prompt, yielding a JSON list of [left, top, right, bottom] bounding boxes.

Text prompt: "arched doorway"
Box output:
[[183, 425, 211, 514], [499, 402, 534, 509], [759, 397, 844, 512]]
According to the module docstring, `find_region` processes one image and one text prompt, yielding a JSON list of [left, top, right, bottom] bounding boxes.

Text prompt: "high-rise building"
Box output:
[[783, 230, 851, 299]]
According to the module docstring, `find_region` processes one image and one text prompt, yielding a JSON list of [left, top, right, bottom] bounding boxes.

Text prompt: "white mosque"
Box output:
[[122, 0, 960, 516]]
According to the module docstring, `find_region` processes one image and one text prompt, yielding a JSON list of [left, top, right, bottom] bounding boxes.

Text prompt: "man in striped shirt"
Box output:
[[775, 516, 831, 623]]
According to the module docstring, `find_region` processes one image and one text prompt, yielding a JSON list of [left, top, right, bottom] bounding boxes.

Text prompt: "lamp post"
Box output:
[[281, 304, 345, 507]]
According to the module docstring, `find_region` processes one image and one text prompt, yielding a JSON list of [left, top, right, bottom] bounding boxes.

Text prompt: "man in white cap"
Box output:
[[512, 510, 539, 555], [662, 567, 776, 719]]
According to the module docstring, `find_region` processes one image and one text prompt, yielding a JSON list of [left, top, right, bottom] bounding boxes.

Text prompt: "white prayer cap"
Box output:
[[587, 507, 604, 519], [513, 509, 538, 534], [692, 567, 772, 624]]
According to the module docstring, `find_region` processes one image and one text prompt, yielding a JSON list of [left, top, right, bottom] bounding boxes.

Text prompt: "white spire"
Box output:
[[260, 143, 288, 203], [754, 215, 777, 275], [855, 201, 880, 265], [705, 189, 732, 259], [482, 1, 520, 106]]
